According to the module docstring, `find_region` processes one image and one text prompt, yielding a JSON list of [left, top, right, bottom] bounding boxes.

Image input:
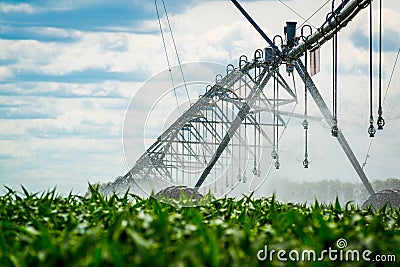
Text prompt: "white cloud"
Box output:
[[0, 3, 34, 14], [0, 67, 13, 80], [0, 31, 167, 77], [1, 0, 399, 195], [0, 140, 31, 158]]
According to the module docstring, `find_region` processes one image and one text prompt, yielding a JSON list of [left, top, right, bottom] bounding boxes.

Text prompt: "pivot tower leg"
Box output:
[[295, 60, 375, 196]]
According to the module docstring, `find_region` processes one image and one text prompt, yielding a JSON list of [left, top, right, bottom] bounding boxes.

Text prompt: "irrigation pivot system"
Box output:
[[103, 0, 400, 208]]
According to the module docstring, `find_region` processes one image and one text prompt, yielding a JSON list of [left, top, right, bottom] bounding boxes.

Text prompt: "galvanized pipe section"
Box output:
[[288, 0, 372, 60]]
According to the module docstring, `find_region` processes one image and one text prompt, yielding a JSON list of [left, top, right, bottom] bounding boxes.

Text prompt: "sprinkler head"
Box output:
[[331, 125, 338, 137], [377, 116, 385, 130], [286, 59, 295, 75], [271, 150, 278, 159], [368, 124, 376, 137], [275, 160, 280, 169], [302, 119, 308, 130], [303, 158, 309, 168]]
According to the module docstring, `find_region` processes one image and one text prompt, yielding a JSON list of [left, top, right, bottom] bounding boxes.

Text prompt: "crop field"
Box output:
[[0, 185, 399, 266]]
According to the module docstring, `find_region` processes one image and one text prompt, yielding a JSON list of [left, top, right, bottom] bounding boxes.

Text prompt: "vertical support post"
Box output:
[[295, 60, 376, 196]]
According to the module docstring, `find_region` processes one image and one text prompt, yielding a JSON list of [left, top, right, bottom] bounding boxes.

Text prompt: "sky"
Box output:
[[0, 0, 400, 196]]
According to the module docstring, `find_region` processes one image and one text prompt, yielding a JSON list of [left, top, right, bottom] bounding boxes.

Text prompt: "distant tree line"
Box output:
[[266, 178, 400, 206], [93, 177, 399, 206]]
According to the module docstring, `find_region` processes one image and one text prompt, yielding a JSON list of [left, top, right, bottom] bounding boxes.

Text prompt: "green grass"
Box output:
[[0, 185, 399, 266]]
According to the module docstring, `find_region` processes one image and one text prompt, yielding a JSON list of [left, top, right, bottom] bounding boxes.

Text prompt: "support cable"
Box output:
[[297, 0, 331, 30], [377, 0, 385, 130], [154, 0, 181, 114], [362, 48, 400, 169], [161, 0, 191, 105], [383, 48, 400, 104], [368, 3, 376, 137], [278, 0, 317, 30]]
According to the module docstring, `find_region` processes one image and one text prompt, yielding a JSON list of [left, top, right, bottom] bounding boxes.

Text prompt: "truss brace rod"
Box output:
[[231, 0, 281, 55], [195, 67, 271, 189], [295, 60, 375, 196]]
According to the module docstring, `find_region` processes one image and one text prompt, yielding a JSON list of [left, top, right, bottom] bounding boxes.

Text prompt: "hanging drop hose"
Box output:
[[377, 0, 385, 130], [330, 3, 339, 137], [331, 31, 339, 137], [275, 69, 281, 170], [302, 43, 309, 168], [253, 108, 257, 174], [238, 67, 243, 182], [271, 36, 281, 167], [368, 3, 376, 138], [213, 105, 217, 192], [272, 70, 277, 160], [243, 71, 248, 183], [301, 25, 312, 168], [225, 97, 230, 188], [258, 101, 261, 176], [253, 63, 258, 175]]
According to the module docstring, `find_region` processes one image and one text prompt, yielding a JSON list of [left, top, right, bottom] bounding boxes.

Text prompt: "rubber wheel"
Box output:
[[362, 189, 400, 209], [155, 186, 203, 200]]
